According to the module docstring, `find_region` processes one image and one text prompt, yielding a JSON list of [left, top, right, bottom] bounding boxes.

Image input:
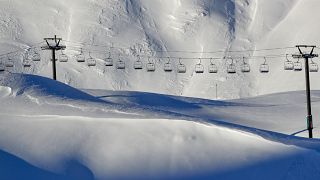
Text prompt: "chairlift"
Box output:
[[116, 57, 125, 69], [59, 50, 68, 62], [134, 56, 143, 70], [76, 48, 85, 62], [105, 52, 113, 66], [0, 62, 5, 72], [284, 54, 294, 70], [177, 58, 186, 73], [208, 58, 218, 73], [164, 58, 173, 72], [241, 57, 250, 73], [195, 58, 204, 73], [23, 59, 32, 68], [32, 51, 41, 61], [309, 59, 318, 72], [87, 52, 96, 66], [5, 57, 14, 67], [22, 53, 32, 67], [146, 57, 155, 72], [293, 58, 302, 71], [227, 57, 236, 74], [260, 57, 269, 73]]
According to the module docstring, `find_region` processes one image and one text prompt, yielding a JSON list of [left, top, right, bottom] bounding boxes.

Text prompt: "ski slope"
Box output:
[[1, 73, 320, 179]]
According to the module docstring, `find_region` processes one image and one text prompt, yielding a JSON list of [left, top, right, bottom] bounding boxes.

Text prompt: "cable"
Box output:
[[0, 40, 306, 63], [0, 41, 45, 58], [64, 44, 288, 59], [62, 40, 296, 54]]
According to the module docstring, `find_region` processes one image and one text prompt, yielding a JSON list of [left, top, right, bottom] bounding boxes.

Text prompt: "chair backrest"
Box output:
[[32, 52, 41, 61], [177, 64, 186, 73], [209, 64, 218, 73], [59, 54, 68, 62], [309, 61, 318, 72], [146, 63, 155, 72], [284, 61, 294, 70], [0, 62, 5, 71], [195, 64, 204, 73], [293, 61, 302, 71], [260, 64, 269, 73], [87, 58, 96, 66], [227, 64, 236, 73], [77, 54, 85, 62], [134, 61, 143, 69], [241, 64, 250, 73], [117, 60, 125, 69], [164, 63, 172, 72]]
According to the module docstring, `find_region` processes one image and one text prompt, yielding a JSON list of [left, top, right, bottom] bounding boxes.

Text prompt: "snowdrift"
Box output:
[[0, 73, 320, 179], [0, 73, 103, 102], [0, 149, 91, 180]]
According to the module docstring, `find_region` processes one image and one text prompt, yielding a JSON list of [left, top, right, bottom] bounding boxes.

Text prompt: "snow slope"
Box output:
[[86, 89, 320, 138], [1, 0, 320, 99], [1, 73, 320, 179]]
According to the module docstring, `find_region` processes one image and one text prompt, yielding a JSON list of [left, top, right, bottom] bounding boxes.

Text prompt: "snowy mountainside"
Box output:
[[1, 73, 320, 179], [1, 0, 320, 99]]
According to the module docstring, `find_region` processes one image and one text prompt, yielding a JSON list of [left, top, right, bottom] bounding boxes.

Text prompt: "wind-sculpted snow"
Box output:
[[1, 115, 320, 180], [1, 0, 320, 178], [0, 73, 104, 102], [0, 73, 320, 179], [0, 149, 94, 180]]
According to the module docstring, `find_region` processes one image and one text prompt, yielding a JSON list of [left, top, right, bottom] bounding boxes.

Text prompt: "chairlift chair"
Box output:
[[5, 57, 14, 67], [208, 58, 218, 73], [23, 59, 32, 68], [284, 54, 294, 70], [241, 64, 250, 73], [76, 49, 86, 62], [22, 53, 32, 67], [87, 52, 96, 66], [164, 58, 173, 72], [227, 58, 236, 74], [134, 56, 143, 70], [260, 57, 269, 73], [146, 57, 155, 72], [32, 52, 41, 62], [177, 58, 186, 73], [195, 58, 204, 73], [0, 62, 5, 72], [116, 57, 125, 69], [309, 59, 318, 72], [293, 59, 303, 71], [241, 57, 250, 73], [59, 51, 68, 62], [227, 64, 236, 73], [105, 52, 113, 66]]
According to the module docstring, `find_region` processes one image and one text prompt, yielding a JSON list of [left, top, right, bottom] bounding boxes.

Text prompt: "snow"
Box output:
[[1, 0, 320, 179], [0, 85, 11, 97], [1, 73, 320, 179], [1, 0, 320, 99]]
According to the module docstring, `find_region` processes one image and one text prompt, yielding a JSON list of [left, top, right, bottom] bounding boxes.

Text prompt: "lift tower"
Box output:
[[41, 35, 66, 80], [292, 45, 318, 138]]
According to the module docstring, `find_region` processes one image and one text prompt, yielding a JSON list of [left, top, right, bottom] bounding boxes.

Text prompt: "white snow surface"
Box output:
[[1, 73, 320, 179], [1, 0, 320, 179], [1, 0, 320, 99]]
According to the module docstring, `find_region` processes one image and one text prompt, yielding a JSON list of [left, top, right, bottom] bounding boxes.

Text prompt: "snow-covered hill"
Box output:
[[2, 1, 320, 179], [1, 0, 320, 99], [0, 73, 320, 179]]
